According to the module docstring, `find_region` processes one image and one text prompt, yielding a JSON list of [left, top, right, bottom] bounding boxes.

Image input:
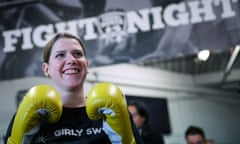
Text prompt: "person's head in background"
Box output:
[[185, 126, 206, 144], [127, 100, 149, 129]]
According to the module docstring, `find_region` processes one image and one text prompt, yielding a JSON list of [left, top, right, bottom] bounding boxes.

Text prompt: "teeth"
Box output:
[[64, 69, 79, 74]]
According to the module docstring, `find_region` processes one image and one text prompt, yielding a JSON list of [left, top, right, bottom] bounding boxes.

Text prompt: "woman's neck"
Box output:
[[59, 87, 86, 108]]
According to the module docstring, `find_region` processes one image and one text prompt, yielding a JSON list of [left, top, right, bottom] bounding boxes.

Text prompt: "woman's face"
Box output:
[[42, 37, 88, 91], [128, 105, 146, 129]]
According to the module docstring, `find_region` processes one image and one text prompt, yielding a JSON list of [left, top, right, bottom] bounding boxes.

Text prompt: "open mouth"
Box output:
[[63, 69, 80, 75]]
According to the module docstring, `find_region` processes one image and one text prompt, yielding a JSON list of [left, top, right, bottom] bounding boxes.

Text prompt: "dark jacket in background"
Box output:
[[139, 123, 164, 144]]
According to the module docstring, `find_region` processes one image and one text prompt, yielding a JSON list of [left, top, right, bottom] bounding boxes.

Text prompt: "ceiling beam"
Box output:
[[194, 69, 240, 85], [221, 45, 240, 84]]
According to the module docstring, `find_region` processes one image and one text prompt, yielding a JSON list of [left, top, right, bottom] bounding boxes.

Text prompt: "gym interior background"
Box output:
[[0, 0, 240, 143]]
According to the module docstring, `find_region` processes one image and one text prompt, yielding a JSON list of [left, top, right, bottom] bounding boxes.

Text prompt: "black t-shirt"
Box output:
[[140, 123, 165, 144], [5, 107, 143, 144]]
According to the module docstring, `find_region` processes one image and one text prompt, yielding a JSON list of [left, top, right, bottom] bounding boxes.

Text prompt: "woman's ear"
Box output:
[[42, 63, 50, 77]]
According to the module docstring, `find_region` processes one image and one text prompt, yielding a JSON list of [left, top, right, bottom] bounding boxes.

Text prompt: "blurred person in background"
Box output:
[[185, 125, 206, 144], [128, 100, 164, 144]]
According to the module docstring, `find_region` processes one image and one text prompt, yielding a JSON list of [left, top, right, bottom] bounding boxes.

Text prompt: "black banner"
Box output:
[[0, 0, 239, 80]]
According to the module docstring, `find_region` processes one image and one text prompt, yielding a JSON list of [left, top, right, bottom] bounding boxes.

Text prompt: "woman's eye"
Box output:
[[55, 53, 65, 58], [73, 51, 83, 58]]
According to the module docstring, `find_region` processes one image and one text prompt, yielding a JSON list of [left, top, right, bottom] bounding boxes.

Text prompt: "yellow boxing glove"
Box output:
[[7, 85, 62, 144], [86, 82, 136, 144]]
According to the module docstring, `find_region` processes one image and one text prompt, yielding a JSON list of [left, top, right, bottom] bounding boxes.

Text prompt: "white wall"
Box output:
[[0, 64, 240, 144]]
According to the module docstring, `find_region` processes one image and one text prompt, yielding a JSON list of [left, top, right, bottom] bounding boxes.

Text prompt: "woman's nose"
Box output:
[[66, 54, 77, 65]]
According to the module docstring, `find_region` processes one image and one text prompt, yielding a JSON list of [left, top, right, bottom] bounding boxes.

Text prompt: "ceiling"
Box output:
[[136, 48, 240, 93]]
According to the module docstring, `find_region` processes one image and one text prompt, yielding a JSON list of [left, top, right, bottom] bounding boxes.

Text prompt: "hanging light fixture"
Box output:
[[197, 49, 210, 61]]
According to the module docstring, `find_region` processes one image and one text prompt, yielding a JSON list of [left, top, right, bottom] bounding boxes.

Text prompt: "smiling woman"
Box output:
[[41, 33, 89, 102], [4, 32, 143, 144]]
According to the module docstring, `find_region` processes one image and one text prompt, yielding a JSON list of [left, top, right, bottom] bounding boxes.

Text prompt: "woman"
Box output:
[[5, 33, 143, 144]]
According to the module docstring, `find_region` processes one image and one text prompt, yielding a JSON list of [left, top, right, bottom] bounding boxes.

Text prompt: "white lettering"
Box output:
[[127, 9, 151, 33], [65, 129, 71, 136], [1, 0, 238, 53], [55, 20, 79, 36], [54, 129, 61, 137], [150, 6, 165, 30], [21, 28, 33, 50], [86, 128, 103, 135], [189, 0, 217, 23], [214, 0, 236, 18], [3, 29, 21, 52], [76, 129, 84, 136], [164, 3, 189, 26], [91, 127, 103, 135], [78, 17, 98, 40], [32, 24, 55, 47], [86, 128, 92, 135], [54, 128, 85, 137]]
